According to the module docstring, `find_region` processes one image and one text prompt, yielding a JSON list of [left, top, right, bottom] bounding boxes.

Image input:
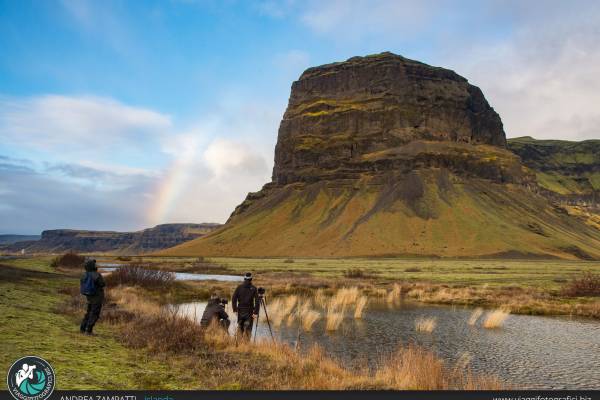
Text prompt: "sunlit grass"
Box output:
[[483, 309, 510, 329], [415, 316, 437, 333]]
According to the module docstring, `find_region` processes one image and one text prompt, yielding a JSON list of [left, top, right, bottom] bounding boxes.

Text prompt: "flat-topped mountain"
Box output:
[[274, 52, 508, 185], [162, 53, 600, 259], [1, 223, 221, 254]]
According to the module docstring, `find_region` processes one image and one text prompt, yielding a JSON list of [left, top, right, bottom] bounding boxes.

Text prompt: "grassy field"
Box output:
[[0, 258, 202, 389], [106, 255, 600, 290]]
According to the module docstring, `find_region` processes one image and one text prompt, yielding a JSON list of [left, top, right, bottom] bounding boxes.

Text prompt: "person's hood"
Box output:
[[84, 260, 97, 272]]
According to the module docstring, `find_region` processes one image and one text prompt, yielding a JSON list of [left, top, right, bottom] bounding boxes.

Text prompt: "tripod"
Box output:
[[253, 294, 275, 343]]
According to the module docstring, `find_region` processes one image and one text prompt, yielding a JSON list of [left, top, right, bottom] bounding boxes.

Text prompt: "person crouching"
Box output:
[[200, 293, 230, 330]]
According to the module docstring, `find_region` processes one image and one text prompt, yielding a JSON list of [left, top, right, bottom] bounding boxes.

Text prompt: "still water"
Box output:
[[97, 264, 243, 282], [175, 301, 600, 389]]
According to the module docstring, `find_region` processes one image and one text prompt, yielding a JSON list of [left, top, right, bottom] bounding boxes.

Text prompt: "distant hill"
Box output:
[[0, 223, 221, 254], [160, 53, 600, 260], [0, 234, 40, 245], [508, 136, 600, 199], [508, 136, 600, 232]]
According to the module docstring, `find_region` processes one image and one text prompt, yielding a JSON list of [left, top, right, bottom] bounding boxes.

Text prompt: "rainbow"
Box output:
[[148, 137, 199, 225]]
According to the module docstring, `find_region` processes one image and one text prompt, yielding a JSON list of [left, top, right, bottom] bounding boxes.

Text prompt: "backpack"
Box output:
[[80, 272, 97, 296]]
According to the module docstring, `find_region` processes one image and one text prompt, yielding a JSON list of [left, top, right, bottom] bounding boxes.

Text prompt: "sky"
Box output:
[[1, 0, 599, 234]]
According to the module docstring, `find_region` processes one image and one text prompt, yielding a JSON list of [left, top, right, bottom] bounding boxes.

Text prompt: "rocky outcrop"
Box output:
[[508, 136, 600, 205], [273, 52, 508, 185], [161, 53, 600, 259], [1, 223, 221, 254]]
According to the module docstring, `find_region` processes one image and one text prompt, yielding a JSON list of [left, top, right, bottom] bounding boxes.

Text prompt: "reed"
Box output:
[[482, 309, 510, 329], [325, 303, 346, 331], [283, 295, 298, 314], [468, 307, 484, 326], [387, 283, 402, 305], [331, 287, 359, 309], [300, 309, 321, 331], [354, 296, 368, 319], [415, 316, 437, 333], [267, 298, 286, 327], [314, 288, 327, 308]]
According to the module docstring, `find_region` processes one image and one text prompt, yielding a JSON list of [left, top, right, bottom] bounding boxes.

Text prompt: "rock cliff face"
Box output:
[[508, 136, 600, 203], [161, 53, 600, 259], [273, 52, 507, 185], [1, 223, 221, 254]]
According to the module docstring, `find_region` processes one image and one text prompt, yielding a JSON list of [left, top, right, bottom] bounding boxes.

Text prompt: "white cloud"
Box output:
[[447, 3, 600, 140], [0, 95, 171, 154], [0, 93, 277, 232], [204, 138, 269, 180], [300, 0, 437, 40], [289, 0, 600, 141]]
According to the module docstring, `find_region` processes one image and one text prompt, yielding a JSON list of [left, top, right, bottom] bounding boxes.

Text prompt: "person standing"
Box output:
[[231, 272, 259, 339], [79, 259, 105, 335]]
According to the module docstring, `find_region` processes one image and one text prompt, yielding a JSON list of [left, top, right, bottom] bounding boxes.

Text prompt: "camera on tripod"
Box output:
[[252, 287, 274, 342]]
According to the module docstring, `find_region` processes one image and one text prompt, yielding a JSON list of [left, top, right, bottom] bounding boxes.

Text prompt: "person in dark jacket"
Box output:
[[79, 259, 105, 335], [200, 294, 230, 330], [232, 272, 259, 339]]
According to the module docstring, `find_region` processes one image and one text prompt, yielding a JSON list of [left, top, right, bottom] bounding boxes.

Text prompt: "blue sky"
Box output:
[[1, 0, 599, 234]]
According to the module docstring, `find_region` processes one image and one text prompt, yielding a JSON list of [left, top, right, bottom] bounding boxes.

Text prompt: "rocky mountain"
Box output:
[[1, 223, 221, 254], [161, 53, 600, 259]]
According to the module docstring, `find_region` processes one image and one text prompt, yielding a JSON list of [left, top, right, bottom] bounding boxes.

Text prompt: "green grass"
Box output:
[[0, 259, 202, 389], [121, 255, 600, 290], [207, 257, 600, 289]]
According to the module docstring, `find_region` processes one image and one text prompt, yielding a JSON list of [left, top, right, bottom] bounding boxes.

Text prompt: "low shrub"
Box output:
[[405, 267, 422, 273], [116, 256, 132, 261], [561, 272, 600, 297], [284, 258, 295, 264], [343, 268, 369, 278], [50, 252, 85, 269], [105, 264, 175, 288], [119, 309, 205, 353]]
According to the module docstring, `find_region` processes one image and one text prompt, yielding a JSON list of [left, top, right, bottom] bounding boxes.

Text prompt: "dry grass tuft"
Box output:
[[354, 296, 368, 319], [325, 303, 346, 331], [375, 345, 504, 389], [266, 298, 284, 327], [387, 283, 402, 306], [314, 288, 328, 308], [468, 307, 484, 326], [300, 309, 321, 331], [415, 316, 437, 333], [109, 286, 162, 316], [483, 309, 510, 329], [331, 287, 359, 309]]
